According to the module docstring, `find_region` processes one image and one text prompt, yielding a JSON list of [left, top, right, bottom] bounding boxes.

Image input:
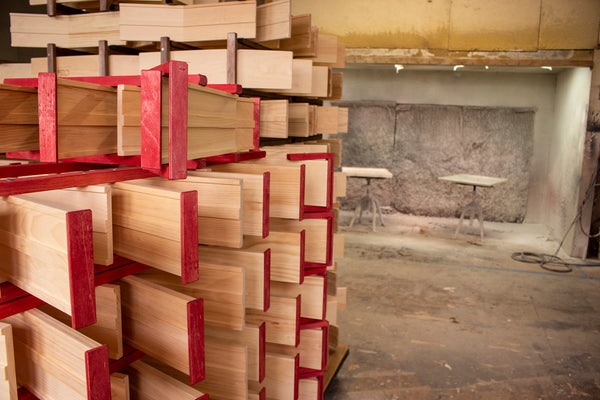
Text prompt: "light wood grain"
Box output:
[[264, 353, 297, 400], [125, 360, 206, 400], [279, 14, 311, 50], [315, 106, 339, 134], [110, 373, 130, 400], [0, 323, 17, 400], [313, 34, 338, 65], [0, 84, 38, 153], [260, 99, 289, 138], [268, 328, 324, 370], [334, 171, 347, 199], [256, 0, 291, 42], [31, 55, 139, 77], [0, 64, 34, 81], [298, 377, 319, 400], [269, 58, 313, 95], [271, 276, 325, 320], [247, 295, 299, 346], [271, 217, 328, 264], [194, 341, 247, 400]]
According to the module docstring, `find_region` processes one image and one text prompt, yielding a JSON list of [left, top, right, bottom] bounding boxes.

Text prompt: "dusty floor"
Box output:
[[325, 211, 600, 399]]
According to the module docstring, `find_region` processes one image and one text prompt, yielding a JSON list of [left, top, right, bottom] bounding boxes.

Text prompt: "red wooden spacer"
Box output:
[[253, 97, 261, 151], [181, 191, 199, 284], [108, 346, 145, 374], [294, 295, 301, 348], [0, 162, 110, 179], [299, 230, 306, 285], [263, 249, 271, 312], [258, 321, 266, 383], [67, 209, 96, 329], [262, 171, 270, 238], [4, 74, 207, 88], [140, 69, 162, 172], [187, 298, 205, 385], [294, 353, 300, 400], [0, 295, 45, 320], [38, 73, 58, 163], [299, 164, 306, 221], [205, 84, 242, 94], [0, 282, 30, 304], [288, 153, 334, 213], [85, 345, 111, 400], [167, 61, 188, 180]]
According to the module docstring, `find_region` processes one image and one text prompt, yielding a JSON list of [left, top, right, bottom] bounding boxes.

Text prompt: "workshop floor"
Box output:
[[325, 211, 600, 399]]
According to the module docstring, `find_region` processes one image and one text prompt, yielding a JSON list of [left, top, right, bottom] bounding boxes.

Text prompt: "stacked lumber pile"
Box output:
[[0, 1, 350, 399]]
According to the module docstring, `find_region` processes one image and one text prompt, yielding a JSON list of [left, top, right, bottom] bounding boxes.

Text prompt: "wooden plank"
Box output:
[[110, 372, 130, 400], [271, 275, 325, 321], [279, 14, 311, 50], [24, 184, 113, 266], [327, 71, 343, 101], [315, 106, 339, 134], [189, 170, 269, 238], [119, 2, 257, 42], [0, 323, 17, 400], [112, 181, 199, 284], [271, 217, 329, 265], [264, 353, 298, 400], [260, 99, 289, 139], [288, 103, 311, 138], [134, 266, 245, 331], [299, 377, 320, 400], [313, 34, 338, 65], [205, 323, 265, 383], [10, 12, 123, 48], [4, 309, 110, 400], [245, 231, 303, 284], [31, 55, 139, 77], [139, 49, 293, 89], [210, 162, 303, 220], [125, 360, 207, 400], [334, 171, 347, 200], [326, 296, 338, 325], [269, 58, 313, 95], [0, 64, 34, 82], [333, 233, 344, 259], [337, 106, 348, 133], [328, 324, 339, 351], [333, 43, 346, 68], [127, 176, 243, 248], [256, 0, 291, 42], [337, 287, 347, 311], [118, 274, 205, 384], [0, 84, 38, 153], [197, 246, 269, 312], [294, 25, 318, 57], [449, 0, 541, 51], [268, 328, 325, 370], [309, 65, 330, 98], [247, 295, 300, 347], [0, 195, 95, 328], [39, 283, 123, 360], [193, 342, 247, 400]]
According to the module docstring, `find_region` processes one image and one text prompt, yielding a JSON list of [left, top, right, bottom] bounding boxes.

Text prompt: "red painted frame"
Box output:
[[302, 212, 334, 275], [299, 318, 330, 372], [4, 74, 207, 89], [181, 190, 199, 284], [85, 344, 111, 400], [263, 249, 271, 312], [288, 153, 334, 213], [258, 321, 266, 383], [187, 298, 205, 384]]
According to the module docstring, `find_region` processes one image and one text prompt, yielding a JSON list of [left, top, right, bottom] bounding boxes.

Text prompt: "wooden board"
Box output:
[[189, 170, 269, 238], [260, 99, 289, 139], [313, 34, 338, 65], [125, 360, 207, 400], [118, 274, 204, 385], [247, 295, 300, 347], [0, 195, 95, 328], [269, 58, 313, 95], [110, 372, 130, 400], [271, 217, 329, 264], [25, 184, 113, 266], [342, 167, 393, 179], [10, 12, 124, 48], [128, 176, 243, 248], [333, 233, 344, 260], [0, 323, 17, 400], [194, 341, 248, 400], [294, 25, 319, 57], [271, 275, 326, 320], [135, 266, 245, 331], [119, 2, 257, 42], [288, 103, 314, 138], [315, 106, 339, 134], [438, 174, 507, 187], [309, 66, 330, 98], [328, 71, 343, 101], [4, 309, 110, 400], [197, 246, 269, 312], [0, 84, 38, 153], [210, 162, 303, 220], [337, 106, 348, 133], [333, 43, 346, 69], [205, 323, 264, 383], [138, 49, 293, 89], [39, 283, 123, 360], [264, 353, 298, 400], [334, 171, 347, 200], [31, 55, 140, 77], [268, 327, 325, 370], [256, 0, 291, 42], [298, 377, 320, 400], [0, 64, 34, 82], [112, 181, 198, 284], [243, 231, 303, 284], [279, 14, 311, 50]]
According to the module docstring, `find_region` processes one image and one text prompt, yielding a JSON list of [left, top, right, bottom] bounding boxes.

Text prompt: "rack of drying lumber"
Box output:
[[0, 1, 351, 398]]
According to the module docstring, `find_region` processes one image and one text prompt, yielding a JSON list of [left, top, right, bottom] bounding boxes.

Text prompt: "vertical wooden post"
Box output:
[[47, 0, 56, 16], [98, 40, 109, 76], [227, 32, 238, 85], [47, 43, 57, 74], [160, 37, 171, 64], [99, 0, 109, 11]]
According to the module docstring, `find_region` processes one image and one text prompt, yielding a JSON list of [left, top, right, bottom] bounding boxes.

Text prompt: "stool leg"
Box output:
[[359, 201, 365, 224], [455, 208, 466, 238], [349, 204, 361, 228], [477, 205, 484, 241], [372, 198, 377, 232], [374, 198, 385, 227]]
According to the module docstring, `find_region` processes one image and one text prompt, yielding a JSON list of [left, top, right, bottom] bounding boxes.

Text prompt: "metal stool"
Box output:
[[455, 185, 484, 241], [349, 178, 385, 232]]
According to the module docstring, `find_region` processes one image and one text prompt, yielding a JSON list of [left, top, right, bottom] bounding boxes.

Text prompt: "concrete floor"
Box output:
[[325, 211, 600, 399]]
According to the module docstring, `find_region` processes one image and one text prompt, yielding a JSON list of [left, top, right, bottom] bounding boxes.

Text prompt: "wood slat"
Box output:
[[293, 25, 319, 57], [31, 55, 140, 77], [247, 295, 300, 347], [313, 34, 338, 65], [110, 372, 130, 400], [279, 14, 311, 50], [309, 66, 330, 98], [3, 309, 110, 400], [337, 107, 348, 133], [256, 0, 291, 42], [0, 84, 38, 153], [0, 64, 34, 82], [269, 58, 313, 95], [260, 99, 289, 139], [271, 217, 330, 265], [271, 276, 326, 321], [315, 106, 339, 134], [0, 322, 17, 400], [118, 274, 205, 385], [298, 377, 320, 400], [193, 341, 248, 400], [268, 327, 325, 370], [264, 353, 298, 400], [244, 231, 304, 284]]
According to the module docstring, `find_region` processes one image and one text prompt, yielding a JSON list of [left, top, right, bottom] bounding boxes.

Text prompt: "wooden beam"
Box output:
[[293, 25, 318, 58], [315, 106, 339, 134], [119, 2, 257, 42], [279, 14, 311, 51], [112, 181, 199, 284], [245, 231, 304, 284], [333, 43, 346, 68], [334, 171, 347, 200], [313, 34, 338, 65], [271, 275, 326, 321], [288, 103, 313, 138], [110, 372, 129, 400], [267, 327, 326, 370], [299, 377, 320, 400], [10, 12, 123, 48], [124, 360, 207, 400], [24, 184, 113, 266], [4, 309, 110, 400], [0, 195, 95, 328], [134, 266, 245, 331], [333, 233, 344, 260], [269, 58, 313, 95], [256, 0, 291, 42], [0, 323, 17, 400], [38, 283, 123, 360], [189, 170, 270, 238], [260, 99, 289, 139], [271, 215, 331, 265], [309, 65, 330, 98], [194, 341, 248, 400], [118, 274, 205, 385], [337, 106, 348, 133], [0, 84, 38, 153], [197, 246, 270, 312], [247, 295, 300, 347], [31, 55, 140, 77], [263, 353, 298, 400]]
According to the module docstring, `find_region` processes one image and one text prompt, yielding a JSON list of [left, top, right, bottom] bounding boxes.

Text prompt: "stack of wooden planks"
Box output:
[[0, 1, 351, 399]]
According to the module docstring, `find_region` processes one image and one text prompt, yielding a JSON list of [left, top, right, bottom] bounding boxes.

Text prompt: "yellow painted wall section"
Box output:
[[292, 0, 600, 51]]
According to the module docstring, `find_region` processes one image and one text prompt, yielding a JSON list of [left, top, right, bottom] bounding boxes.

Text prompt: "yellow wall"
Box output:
[[292, 0, 600, 51]]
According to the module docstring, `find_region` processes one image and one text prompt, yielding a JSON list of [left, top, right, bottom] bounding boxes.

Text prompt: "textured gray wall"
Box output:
[[341, 102, 534, 223]]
